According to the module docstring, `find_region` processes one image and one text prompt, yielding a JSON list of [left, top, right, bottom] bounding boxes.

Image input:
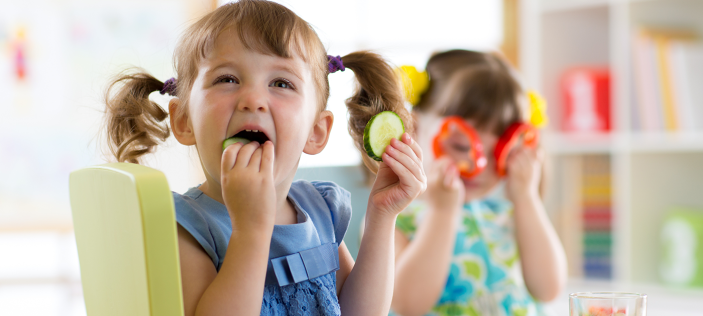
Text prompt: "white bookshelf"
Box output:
[[521, 0, 703, 287]]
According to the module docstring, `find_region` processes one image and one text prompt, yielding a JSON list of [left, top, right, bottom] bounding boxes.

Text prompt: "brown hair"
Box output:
[[414, 49, 526, 135], [104, 0, 409, 172]]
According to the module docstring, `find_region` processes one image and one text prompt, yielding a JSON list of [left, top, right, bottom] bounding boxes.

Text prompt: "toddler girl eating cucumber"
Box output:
[[101, 1, 426, 315]]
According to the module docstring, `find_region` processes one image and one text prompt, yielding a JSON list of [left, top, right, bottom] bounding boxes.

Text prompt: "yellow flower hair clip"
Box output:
[[395, 65, 429, 106], [527, 90, 548, 128]]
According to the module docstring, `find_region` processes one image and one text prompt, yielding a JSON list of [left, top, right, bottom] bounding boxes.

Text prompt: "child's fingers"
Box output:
[[507, 147, 536, 174], [529, 147, 539, 161], [386, 139, 424, 182], [536, 147, 545, 163], [431, 157, 453, 184], [260, 141, 275, 174], [433, 157, 449, 181], [427, 157, 446, 185], [386, 149, 425, 187], [391, 137, 422, 167], [234, 141, 261, 169], [401, 133, 423, 162], [443, 164, 458, 188], [382, 152, 422, 191], [509, 147, 527, 163], [515, 147, 537, 166], [222, 142, 245, 171], [377, 160, 389, 173], [249, 144, 264, 169]]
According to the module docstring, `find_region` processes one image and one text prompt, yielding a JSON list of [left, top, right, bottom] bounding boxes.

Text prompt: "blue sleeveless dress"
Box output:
[[173, 180, 352, 315]]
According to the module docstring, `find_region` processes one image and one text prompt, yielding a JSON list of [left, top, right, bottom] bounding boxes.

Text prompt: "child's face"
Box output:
[[417, 114, 501, 202], [183, 31, 321, 188]]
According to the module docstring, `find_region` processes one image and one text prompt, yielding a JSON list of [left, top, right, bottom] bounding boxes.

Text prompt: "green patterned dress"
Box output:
[[394, 195, 551, 316]]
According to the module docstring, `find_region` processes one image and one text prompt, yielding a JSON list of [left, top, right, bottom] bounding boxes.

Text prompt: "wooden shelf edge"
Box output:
[[545, 132, 703, 155], [543, 132, 613, 155], [541, 0, 662, 14], [541, 0, 610, 14]]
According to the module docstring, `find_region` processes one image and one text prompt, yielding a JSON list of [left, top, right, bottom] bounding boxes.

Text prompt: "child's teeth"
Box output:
[[246, 129, 251, 132], [253, 129, 259, 132]]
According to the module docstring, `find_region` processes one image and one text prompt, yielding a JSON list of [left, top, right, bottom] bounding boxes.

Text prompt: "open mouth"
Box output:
[[231, 129, 270, 144]]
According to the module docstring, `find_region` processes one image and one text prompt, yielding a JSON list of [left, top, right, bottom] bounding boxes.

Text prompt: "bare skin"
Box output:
[[392, 116, 566, 316], [171, 30, 427, 316]]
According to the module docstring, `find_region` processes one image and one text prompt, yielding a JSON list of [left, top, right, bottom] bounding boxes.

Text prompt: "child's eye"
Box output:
[[214, 75, 238, 84], [451, 143, 472, 152], [270, 79, 294, 89]]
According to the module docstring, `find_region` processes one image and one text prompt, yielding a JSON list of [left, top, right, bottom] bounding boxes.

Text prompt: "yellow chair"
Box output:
[[69, 163, 184, 316]]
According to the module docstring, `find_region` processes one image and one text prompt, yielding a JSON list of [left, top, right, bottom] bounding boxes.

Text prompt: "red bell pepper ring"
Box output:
[[432, 116, 487, 179], [494, 122, 539, 177]]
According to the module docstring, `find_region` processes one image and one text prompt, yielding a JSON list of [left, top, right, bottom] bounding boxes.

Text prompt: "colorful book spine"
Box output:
[[582, 155, 612, 279], [655, 36, 679, 131]]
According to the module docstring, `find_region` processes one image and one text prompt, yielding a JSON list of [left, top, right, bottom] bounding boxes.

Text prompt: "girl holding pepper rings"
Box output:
[[391, 50, 566, 316]]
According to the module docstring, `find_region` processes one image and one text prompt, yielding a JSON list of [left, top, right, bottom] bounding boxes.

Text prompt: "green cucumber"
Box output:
[[222, 137, 252, 150], [363, 111, 405, 161]]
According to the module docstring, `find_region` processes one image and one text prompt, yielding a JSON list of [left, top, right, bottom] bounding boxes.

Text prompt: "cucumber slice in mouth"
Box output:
[[222, 137, 251, 150], [363, 111, 405, 161], [222, 130, 270, 150]]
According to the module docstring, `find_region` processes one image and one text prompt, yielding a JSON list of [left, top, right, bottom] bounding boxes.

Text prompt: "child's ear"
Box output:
[[169, 98, 196, 146], [303, 110, 334, 155]]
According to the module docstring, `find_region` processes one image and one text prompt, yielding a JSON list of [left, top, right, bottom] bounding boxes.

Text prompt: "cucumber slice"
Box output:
[[222, 137, 252, 150], [363, 111, 405, 161]]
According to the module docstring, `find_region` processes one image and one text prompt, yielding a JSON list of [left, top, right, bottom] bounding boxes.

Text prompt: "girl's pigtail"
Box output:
[[104, 70, 171, 164], [341, 51, 413, 174]]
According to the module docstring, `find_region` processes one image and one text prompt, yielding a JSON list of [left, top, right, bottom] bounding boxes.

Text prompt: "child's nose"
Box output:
[[236, 85, 269, 113]]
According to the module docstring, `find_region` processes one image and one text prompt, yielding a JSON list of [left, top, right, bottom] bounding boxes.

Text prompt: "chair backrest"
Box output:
[[69, 163, 184, 316]]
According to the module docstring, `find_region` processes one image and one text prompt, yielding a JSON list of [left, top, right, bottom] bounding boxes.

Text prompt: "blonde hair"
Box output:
[[104, 0, 410, 173]]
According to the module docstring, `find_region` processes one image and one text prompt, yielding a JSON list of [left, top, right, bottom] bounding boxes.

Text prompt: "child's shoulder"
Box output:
[[172, 186, 229, 220], [290, 180, 350, 201], [172, 187, 230, 269], [290, 180, 351, 246], [289, 180, 351, 215]]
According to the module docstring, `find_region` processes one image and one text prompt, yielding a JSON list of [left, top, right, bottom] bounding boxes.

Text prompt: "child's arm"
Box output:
[[338, 133, 427, 316], [178, 225, 217, 316], [506, 147, 567, 302], [179, 141, 276, 316], [391, 158, 465, 316], [335, 241, 355, 295]]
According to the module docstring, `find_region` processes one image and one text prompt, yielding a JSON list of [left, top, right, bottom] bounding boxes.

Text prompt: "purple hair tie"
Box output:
[[160, 77, 177, 96], [327, 55, 345, 73]]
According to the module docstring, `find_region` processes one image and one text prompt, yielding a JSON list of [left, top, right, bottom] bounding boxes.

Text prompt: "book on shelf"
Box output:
[[631, 27, 702, 133], [555, 155, 613, 279], [561, 68, 611, 133], [582, 155, 612, 279]]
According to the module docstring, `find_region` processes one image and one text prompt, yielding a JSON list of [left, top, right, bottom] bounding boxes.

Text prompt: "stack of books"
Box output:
[[631, 27, 702, 132], [582, 155, 612, 279]]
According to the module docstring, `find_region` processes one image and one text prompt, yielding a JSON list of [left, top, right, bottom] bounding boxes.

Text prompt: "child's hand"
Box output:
[[368, 133, 427, 218], [505, 146, 542, 203], [221, 141, 276, 231], [426, 157, 465, 213]]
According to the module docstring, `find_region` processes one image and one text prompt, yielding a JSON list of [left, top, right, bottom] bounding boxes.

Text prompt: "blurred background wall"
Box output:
[[2, 0, 703, 315]]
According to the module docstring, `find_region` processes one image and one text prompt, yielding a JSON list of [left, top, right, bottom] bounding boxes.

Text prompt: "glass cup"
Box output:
[[570, 292, 647, 316]]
